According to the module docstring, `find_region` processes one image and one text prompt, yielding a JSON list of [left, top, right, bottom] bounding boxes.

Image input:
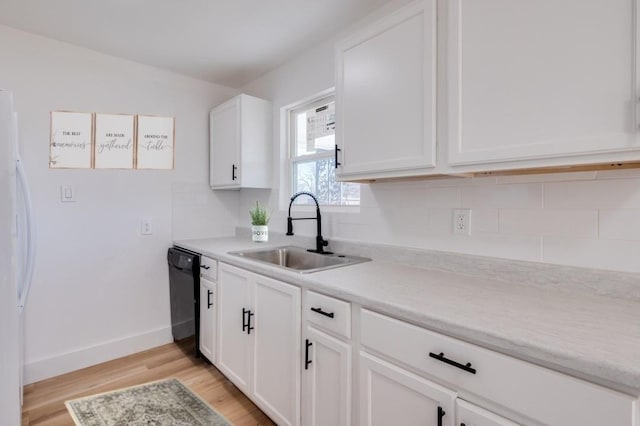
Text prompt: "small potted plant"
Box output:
[[249, 201, 269, 242]]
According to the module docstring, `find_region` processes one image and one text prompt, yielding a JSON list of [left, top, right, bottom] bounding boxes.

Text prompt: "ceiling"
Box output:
[[0, 0, 390, 88]]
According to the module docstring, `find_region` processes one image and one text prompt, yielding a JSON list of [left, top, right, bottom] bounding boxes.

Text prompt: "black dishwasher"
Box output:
[[167, 246, 200, 357]]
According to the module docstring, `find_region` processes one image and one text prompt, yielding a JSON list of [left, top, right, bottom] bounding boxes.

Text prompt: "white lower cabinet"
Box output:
[[360, 308, 638, 426], [360, 351, 456, 426], [213, 264, 638, 426], [217, 263, 300, 426], [217, 264, 252, 393], [251, 274, 301, 426], [198, 277, 216, 363], [456, 399, 519, 426], [302, 325, 352, 426]]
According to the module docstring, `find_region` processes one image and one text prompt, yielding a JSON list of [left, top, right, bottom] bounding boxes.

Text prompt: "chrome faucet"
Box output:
[[286, 192, 332, 254]]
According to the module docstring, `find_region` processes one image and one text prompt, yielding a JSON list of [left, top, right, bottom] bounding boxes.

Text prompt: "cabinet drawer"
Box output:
[[305, 291, 351, 338], [199, 256, 217, 281], [361, 309, 637, 426]]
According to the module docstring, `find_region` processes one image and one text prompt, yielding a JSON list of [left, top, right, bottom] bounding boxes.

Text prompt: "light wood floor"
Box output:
[[21, 338, 275, 425]]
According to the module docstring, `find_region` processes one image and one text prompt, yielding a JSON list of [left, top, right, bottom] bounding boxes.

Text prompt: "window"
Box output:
[[289, 93, 360, 206]]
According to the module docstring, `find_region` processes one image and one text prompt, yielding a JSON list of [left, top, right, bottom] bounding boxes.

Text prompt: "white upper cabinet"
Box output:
[[335, 0, 437, 180], [209, 94, 272, 189], [446, 0, 640, 166]]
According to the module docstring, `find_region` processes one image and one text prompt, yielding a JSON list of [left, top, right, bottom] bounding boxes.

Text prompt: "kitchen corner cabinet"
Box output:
[[359, 351, 456, 426], [447, 0, 640, 166], [198, 277, 216, 363], [335, 0, 437, 181], [209, 94, 272, 189], [217, 263, 300, 426]]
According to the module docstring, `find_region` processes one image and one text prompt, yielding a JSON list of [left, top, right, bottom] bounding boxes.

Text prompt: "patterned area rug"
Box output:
[[65, 378, 232, 426]]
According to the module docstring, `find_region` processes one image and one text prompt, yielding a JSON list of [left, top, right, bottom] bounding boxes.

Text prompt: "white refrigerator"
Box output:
[[0, 89, 36, 425]]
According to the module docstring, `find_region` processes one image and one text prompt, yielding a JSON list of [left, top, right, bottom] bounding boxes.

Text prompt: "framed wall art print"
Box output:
[[49, 111, 93, 169], [94, 113, 135, 169], [136, 115, 175, 170]]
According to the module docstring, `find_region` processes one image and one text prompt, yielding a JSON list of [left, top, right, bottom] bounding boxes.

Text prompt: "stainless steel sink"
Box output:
[[228, 245, 370, 273]]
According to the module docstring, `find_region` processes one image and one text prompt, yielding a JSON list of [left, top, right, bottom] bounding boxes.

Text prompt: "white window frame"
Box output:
[[282, 89, 360, 212]]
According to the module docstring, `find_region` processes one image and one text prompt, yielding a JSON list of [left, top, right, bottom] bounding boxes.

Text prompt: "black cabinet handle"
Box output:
[[438, 406, 445, 426], [305, 339, 312, 370], [200, 265, 210, 270], [247, 310, 254, 335], [232, 164, 237, 180], [429, 352, 477, 374], [334, 144, 341, 168], [242, 308, 249, 332], [207, 290, 213, 309], [310, 307, 334, 318]]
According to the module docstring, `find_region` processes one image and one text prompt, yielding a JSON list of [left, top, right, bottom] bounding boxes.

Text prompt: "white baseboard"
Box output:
[[24, 326, 173, 384]]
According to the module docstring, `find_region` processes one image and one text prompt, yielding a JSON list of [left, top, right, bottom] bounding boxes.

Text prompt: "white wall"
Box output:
[[240, 3, 640, 275], [0, 25, 239, 383]]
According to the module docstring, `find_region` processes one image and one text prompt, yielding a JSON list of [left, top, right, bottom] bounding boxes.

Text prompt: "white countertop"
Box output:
[[174, 236, 640, 394]]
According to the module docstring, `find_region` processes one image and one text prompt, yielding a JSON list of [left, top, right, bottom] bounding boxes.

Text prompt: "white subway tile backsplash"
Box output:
[[426, 209, 453, 236], [471, 209, 499, 234], [543, 236, 640, 273], [172, 183, 239, 240], [370, 186, 428, 210], [544, 178, 640, 209], [358, 185, 376, 208], [424, 186, 460, 208], [499, 209, 598, 238], [423, 233, 542, 262], [496, 171, 596, 184], [461, 183, 543, 209], [599, 209, 640, 241], [270, 170, 640, 274], [426, 175, 498, 187]]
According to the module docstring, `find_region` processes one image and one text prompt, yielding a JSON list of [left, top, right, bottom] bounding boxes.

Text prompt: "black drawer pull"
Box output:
[[310, 307, 334, 318], [429, 352, 476, 374], [207, 290, 213, 308], [200, 265, 210, 270]]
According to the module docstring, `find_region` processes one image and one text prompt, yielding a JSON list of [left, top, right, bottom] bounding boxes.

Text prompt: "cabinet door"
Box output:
[[198, 278, 216, 363], [447, 0, 639, 165], [217, 264, 252, 393], [359, 352, 456, 426], [456, 399, 520, 426], [210, 97, 240, 188], [302, 325, 352, 426], [336, 0, 436, 179], [251, 275, 301, 426]]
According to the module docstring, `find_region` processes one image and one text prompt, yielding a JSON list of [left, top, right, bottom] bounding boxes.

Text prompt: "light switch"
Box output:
[[60, 185, 76, 202]]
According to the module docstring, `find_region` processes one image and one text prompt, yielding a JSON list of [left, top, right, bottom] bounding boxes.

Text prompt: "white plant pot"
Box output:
[[252, 225, 268, 242]]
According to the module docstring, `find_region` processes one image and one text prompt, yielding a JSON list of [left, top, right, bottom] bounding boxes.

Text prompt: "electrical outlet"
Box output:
[[140, 218, 153, 235], [453, 209, 471, 236]]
